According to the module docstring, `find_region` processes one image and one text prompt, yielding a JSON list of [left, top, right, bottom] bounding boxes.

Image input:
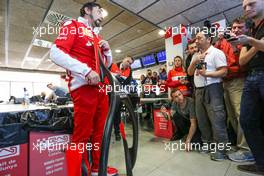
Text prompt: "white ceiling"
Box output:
[[0, 0, 244, 73]]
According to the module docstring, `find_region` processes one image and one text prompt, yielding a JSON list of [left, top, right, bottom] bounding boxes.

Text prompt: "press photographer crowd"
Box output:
[[0, 0, 263, 175]]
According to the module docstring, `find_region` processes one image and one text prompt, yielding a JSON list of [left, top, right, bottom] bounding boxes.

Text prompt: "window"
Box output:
[[0, 81, 10, 102]]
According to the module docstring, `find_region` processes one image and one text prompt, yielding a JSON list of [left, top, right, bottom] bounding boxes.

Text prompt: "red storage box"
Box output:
[[153, 109, 174, 139], [0, 143, 28, 176], [29, 131, 70, 176]]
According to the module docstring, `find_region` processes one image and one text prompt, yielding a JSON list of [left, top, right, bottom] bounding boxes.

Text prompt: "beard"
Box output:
[[93, 19, 102, 27]]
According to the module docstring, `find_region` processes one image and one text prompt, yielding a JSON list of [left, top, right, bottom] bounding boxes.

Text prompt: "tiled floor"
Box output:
[[108, 129, 259, 176]]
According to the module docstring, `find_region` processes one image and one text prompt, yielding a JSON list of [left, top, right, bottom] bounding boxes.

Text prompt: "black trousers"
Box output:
[[172, 112, 202, 143], [114, 103, 123, 135]]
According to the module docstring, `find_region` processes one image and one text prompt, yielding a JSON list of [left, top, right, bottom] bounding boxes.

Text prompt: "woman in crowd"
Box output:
[[166, 56, 190, 96]]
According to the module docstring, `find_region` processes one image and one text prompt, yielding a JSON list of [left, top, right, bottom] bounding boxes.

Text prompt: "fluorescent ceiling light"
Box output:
[[25, 57, 42, 62], [102, 8, 108, 18], [158, 30, 166, 36], [115, 49, 121, 53], [33, 39, 53, 48], [45, 59, 52, 63]]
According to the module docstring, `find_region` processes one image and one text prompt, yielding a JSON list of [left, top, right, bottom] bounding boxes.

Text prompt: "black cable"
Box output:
[[97, 50, 138, 176]]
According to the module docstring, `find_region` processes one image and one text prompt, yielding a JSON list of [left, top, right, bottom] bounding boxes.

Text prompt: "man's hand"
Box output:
[[197, 67, 207, 77], [193, 52, 207, 66], [85, 70, 100, 85], [161, 106, 170, 120], [160, 106, 167, 113], [179, 78, 188, 85], [230, 35, 253, 45], [185, 140, 191, 152], [99, 40, 110, 51]]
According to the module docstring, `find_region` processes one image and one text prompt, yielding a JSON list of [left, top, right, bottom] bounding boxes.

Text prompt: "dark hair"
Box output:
[[170, 88, 182, 97], [80, 2, 102, 17], [126, 55, 134, 62], [200, 28, 213, 44], [47, 83, 52, 87], [232, 17, 246, 26], [187, 38, 196, 46]]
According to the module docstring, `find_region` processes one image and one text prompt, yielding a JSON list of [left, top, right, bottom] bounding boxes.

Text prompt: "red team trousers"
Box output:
[[66, 85, 108, 175]]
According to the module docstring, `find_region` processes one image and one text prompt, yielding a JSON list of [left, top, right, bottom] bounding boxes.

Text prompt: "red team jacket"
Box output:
[[214, 38, 245, 80], [166, 67, 189, 96], [110, 63, 131, 78], [50, 17, 112, 91]]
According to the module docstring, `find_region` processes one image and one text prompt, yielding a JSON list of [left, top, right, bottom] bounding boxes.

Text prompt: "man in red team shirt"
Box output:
[[50, 2, 118, 176], [110, 56, 133, 141]]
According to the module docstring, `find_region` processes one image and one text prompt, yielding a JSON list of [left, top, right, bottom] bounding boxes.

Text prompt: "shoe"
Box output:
[[228, 150, 255, 162], [210, 151, 226, 161], [115, 134, 121, 141], [198, 147, 210, 154], [91, 167, 118, 176], [237, 164, 264, 175], [198, 143, 211, 154]]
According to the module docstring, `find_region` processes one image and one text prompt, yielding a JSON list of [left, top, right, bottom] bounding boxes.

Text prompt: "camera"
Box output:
[[223, 31, 231, 40], [177, 76, 187, 81], [195, 61, 207, 70]]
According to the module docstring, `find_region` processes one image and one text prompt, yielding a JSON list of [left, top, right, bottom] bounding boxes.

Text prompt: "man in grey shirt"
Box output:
[[161, 89, 201, 152]]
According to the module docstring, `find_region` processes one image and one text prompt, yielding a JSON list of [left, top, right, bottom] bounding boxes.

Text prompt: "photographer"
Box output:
[[161, 89, 201, 151], [188, 30, 229, 161], [159, 66, 167, 82], [234, 0, 264, 174], [143, 69, 154, 85], [141, 69, 156, 130], [152, 71, 159, 85], [215, 18, 254, 162]]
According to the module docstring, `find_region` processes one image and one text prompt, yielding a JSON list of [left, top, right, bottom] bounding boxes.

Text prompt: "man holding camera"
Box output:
[[233, 0, 264, 174], [215, 17, 254, 163], [188, 30, 229, 161]]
